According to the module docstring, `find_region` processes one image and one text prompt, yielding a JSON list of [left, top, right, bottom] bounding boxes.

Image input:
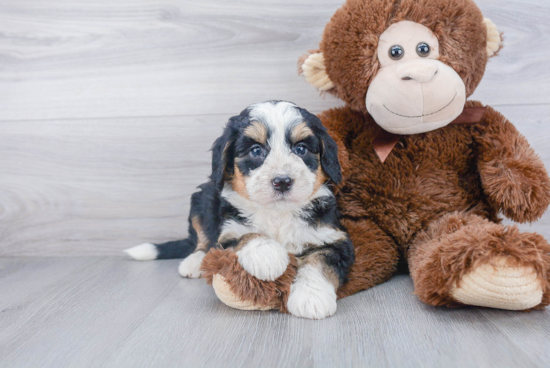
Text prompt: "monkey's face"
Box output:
[[366, 21, 466, 134], [300, 0, 502, 135]]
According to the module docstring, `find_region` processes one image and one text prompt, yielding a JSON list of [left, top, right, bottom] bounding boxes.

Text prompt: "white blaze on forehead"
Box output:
[[248, 101, 303, 153], [248, 101, 303, 131]]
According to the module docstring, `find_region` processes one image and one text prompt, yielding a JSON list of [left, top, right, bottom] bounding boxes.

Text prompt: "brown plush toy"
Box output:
[[204, 0, 550, 312], [202, 248, 298, 312], [297, 0, 550, 310]]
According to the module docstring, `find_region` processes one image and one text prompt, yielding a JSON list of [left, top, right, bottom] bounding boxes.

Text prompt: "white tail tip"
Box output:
[[124, 243, 158, 261]]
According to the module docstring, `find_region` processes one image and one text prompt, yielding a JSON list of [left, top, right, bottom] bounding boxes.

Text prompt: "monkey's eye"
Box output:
[[294, 144, 308, 156], [249, 145, 265, 157], [389, 45, 404, 60], [416, 42, 430, 57]]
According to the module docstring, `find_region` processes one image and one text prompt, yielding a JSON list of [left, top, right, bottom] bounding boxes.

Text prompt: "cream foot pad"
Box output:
[[451, 257, 543, 310], [212, 274, 277, 311]]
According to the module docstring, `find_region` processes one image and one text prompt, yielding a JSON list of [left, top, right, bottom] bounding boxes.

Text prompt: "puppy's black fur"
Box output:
[[155, 182, 220, 259], [134, 101, 354, 288]]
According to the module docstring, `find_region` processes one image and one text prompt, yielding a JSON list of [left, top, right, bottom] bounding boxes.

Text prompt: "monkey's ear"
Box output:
[[483, 18, 503, 58], [298, 50, 335, 92]]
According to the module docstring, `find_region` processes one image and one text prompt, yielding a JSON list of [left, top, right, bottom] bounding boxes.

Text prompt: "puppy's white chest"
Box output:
[[221, 187, 345, 254], [248, 210, 306, 252]]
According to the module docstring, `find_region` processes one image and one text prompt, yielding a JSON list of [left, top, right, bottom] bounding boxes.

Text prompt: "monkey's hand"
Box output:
[[476, 105, 550, 223]]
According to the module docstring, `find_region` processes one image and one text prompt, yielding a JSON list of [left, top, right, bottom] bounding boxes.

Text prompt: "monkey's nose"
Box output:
[[396, 60, 439, 83], [272, 175, 293, 193]]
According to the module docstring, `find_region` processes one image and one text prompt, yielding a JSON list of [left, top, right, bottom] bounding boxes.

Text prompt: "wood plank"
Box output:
[[471, 0, 550, 105], [0, 114, 221, 256], [0, 257, 104, 335], [0, 0, 344, 121], [1, 104, 550, 256], [0, 0, 548, 121], [0, 258, 548, 368], [0, 257, 183, 368]]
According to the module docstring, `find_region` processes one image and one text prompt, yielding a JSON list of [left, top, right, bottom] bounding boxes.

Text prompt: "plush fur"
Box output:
[[323, 102, 550, 309], [299, 0, 550, 310], [202, 249, 298, 313], [408, 212, 550, 309]]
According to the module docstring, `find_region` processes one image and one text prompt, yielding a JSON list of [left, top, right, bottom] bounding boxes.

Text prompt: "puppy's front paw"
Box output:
[[178, 251, 206, 278], [286, 265, 337, 319], [236, 236, 289, 281]]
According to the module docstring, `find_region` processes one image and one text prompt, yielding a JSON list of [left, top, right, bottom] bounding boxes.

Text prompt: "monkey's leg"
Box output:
[[408, 212, 550, 310], [337, 218, 400, 298]]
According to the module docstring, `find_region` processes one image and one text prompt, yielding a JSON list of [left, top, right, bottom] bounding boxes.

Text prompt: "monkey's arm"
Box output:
[[475, 105, 550, 223]]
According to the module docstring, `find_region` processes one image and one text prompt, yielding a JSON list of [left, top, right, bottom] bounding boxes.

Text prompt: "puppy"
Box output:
[[125, 101, 354, 319]]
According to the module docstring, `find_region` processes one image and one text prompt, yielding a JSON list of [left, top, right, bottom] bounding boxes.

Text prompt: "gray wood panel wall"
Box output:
[[1, 0, 549, 256]]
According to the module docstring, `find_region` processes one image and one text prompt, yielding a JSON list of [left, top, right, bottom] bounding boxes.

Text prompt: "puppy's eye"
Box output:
[[389, 45, 404, 60], [294, 144, 308, 156], [416, 42, 430, 57], [249, 145, 264, 157]]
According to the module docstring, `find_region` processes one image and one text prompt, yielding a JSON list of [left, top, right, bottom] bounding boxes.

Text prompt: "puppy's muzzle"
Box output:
[[272, 176, 293, 193]]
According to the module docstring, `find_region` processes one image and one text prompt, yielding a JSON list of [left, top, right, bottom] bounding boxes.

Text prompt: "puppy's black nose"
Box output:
[[272, 176, 293, 193]]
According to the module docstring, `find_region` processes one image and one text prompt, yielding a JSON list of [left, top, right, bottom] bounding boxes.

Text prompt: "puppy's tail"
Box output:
[[124, 238, 195, 260]]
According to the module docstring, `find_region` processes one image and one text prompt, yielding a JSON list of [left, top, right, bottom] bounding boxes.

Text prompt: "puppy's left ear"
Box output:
[[319, 130, 342, 185], [210, 121, 237, 191], [298, 108, 342, 184]]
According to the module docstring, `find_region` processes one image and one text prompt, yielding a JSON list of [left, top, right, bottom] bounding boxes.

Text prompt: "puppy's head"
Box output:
[[211, 101, 341, 208]]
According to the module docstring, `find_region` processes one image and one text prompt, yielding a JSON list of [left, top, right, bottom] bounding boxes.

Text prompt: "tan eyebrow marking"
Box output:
[[291, 122, 314, 143], [243, 121, 267, 145]]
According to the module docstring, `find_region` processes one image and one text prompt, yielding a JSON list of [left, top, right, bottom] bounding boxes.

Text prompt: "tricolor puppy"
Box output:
[[125, 101, 354, 319]]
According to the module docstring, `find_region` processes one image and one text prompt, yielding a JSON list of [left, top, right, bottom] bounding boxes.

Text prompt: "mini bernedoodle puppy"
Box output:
[[125, 101, 354, 319]]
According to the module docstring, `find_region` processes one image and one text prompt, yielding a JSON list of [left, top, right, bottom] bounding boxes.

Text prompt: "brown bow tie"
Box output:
[[372, 107, 488, 163]]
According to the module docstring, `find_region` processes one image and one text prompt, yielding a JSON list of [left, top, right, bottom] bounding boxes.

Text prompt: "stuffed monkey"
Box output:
[[205, 0, 550, 312], [299, 0, 550, 310]]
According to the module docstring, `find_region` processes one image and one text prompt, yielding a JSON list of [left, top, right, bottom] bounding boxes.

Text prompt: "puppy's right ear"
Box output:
[[210, 123, 237, 191]]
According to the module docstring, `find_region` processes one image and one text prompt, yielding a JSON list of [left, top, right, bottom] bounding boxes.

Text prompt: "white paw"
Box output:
[[287, 265, 337, 319], [451, 256, 543, 310], [236, 237, 289, 281], [124, 243, 158, 261], [178, 251, 206, 278]]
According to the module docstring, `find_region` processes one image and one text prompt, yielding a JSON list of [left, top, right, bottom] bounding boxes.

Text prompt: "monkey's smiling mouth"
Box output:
[[383, 93, 457, 118]]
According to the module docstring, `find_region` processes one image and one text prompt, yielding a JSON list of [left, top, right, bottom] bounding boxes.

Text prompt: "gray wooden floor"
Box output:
[[1, 257, 549, 368]]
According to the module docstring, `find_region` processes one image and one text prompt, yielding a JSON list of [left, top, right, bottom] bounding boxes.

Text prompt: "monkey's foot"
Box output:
[[212, 274, 277, 311], [451, 257, 543, 310], [201, 248, 297, 313]]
